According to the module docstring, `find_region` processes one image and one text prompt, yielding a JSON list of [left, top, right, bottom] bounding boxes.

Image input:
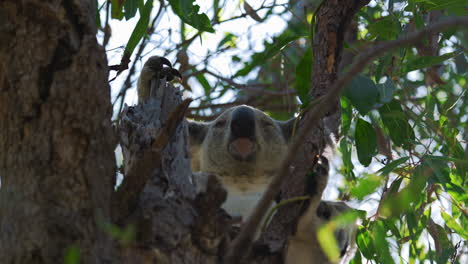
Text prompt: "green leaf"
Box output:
[[295, 48, 312, 105], [349, 251, 362, 264], [379, 100, 415, 149], [368, 16, 401, 40], [441, 211, 468, 240], [412, 0, 468, 15], [383, 218, 401, 239], [356, 227, 375, 259], [195, 73, 212, 95], [340, 138, 355, 180], [376, 78, 395, 104], [168, 0, 215, 33], [235, 31, 304, 77], [124, 0, 139, 20], [406, 211, 423, 240], [402, 52, 457, 73], [111, 0, 125, 20], [413, 8, 425, 29], [343, 74, 379, 115], [217, 33, 238, 49], [64, 246, 80, 264], [340, 97, 353, 136], [124, 0, 153, 56], [355, 118, 377, 166], [378, 157, 409, 175], [373, 221, 394, 263], [317, 224, 341, 263], [423, 156, 451, 187], [350, 174, 382, 200]]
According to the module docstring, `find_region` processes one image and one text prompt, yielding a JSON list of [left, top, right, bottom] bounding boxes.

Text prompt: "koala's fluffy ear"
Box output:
[[187, 120, 208, 146], [276, 117, 297, 142]]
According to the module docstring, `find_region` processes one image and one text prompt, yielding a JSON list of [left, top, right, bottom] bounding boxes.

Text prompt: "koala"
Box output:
[[188, 106, 355, 258], [136, 56, 355, 258], [188, 105, 295, 217]]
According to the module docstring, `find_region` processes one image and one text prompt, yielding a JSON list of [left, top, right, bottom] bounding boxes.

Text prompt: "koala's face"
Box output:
[[188, 105, 295, 180]]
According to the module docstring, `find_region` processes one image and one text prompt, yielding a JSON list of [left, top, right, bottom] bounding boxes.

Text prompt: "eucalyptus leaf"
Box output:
[[368, 16, 401, 40], [350, 174, 382, 200], [317, 224, 340, 263], [373, 221, 394, 263], [378, 157, 409, 175], [340, 138, 355, 180], [111, 0, 125, 20], [195, 73, 212, 95], [402, 52, 457, 73], [379, 100, 415, 149], [124, 0, 139, 20], [168, 0, 214, 33], [356, 227, 375, 259], [217, 33, 238, 50], [343, 74, 379, 115], [376, 78, 395, 104], [124, 0, 153, 56], [355, 118, 377, 166], [441, 211, 468, 240], [295, 48, 312, 105], [340, 97, 352, 136]]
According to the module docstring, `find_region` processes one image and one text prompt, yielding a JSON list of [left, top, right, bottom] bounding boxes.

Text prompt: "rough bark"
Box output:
[[0, 0, 116, 263]]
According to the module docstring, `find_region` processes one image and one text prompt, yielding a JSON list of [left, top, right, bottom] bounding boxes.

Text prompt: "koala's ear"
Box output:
[[187, 120, 208, 145], [276, 117, 297, 142]]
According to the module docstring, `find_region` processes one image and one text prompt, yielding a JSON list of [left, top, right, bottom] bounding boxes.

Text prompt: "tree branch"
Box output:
[[225, 16, 468, 263]]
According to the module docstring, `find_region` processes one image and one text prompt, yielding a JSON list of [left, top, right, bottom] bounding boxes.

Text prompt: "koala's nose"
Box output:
[[231, 107, 256, 139]]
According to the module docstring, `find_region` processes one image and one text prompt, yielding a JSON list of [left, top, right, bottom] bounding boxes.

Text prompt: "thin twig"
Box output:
[[224, 16, 468, 263], [203, 69, 297, 96]]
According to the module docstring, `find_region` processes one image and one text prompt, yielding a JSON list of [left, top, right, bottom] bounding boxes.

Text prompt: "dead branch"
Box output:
[[112, 93, 191, 223]]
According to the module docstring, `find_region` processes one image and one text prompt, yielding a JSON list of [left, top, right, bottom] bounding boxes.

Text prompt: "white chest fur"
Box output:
[[220, 175, 271, 218]]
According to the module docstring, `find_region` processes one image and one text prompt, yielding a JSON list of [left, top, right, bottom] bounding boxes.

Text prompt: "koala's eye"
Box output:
[[214, 119, 227, 128]]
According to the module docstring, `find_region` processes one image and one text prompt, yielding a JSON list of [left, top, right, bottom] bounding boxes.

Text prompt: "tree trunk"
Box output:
[[0, 1, 116, 263]]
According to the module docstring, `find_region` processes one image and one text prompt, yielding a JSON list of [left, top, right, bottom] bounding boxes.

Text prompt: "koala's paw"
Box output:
[[193, 172, 227, 210], [192, 172, 231, 254]]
